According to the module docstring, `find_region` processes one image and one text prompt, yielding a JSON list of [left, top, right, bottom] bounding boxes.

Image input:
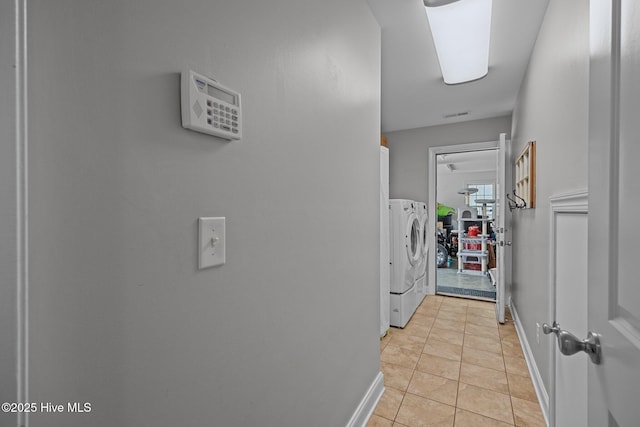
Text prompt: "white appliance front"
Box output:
[[389, 199, 420, 294], [389, 283, 418, 328], [415, 274, 427, 305], [414, 201, 428, 281]]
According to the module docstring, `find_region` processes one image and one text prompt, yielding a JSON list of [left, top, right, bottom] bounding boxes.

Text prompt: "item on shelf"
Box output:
[[457, 206, 493, 275]]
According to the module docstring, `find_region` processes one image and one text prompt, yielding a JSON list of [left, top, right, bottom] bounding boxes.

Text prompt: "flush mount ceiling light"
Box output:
[[424, 0, 493, 85]]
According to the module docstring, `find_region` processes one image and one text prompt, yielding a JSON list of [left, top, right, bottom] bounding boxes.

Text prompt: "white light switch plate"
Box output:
[[198, 217, 225, 269]]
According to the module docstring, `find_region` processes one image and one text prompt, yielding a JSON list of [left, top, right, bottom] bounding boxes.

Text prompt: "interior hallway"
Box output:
[[369, 295, 546, 427]]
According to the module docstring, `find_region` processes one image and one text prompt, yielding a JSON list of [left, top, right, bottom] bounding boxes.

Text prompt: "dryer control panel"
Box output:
[[181, 69, 242, 141]]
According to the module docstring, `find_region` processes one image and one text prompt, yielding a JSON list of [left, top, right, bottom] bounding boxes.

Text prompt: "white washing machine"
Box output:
[[415, 201, 429, 303], [389, 199, 421, 328]]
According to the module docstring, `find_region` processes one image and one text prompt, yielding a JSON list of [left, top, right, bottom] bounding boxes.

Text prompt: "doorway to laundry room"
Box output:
[[433, 147, 498, 301]]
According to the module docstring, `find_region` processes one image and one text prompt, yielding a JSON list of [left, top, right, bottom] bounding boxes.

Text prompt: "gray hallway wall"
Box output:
[[386, 116, 511, 203], [24, 1, 381, 426], [509, 0, 589, 396]]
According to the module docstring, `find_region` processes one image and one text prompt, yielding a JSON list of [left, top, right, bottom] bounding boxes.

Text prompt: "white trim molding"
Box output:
[[510, 300, 550, 426], [15, 1, 29, 426], [547, 190, 588, 427], [428, 140, 500, 297], [346, 371, 384, 427]]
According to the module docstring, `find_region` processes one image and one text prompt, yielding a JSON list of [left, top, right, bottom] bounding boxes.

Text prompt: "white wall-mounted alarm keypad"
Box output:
[[181, 69, 242, 141]]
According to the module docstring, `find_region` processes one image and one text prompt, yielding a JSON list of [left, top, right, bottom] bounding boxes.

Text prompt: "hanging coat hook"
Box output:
[[506, 190, 527, 211]]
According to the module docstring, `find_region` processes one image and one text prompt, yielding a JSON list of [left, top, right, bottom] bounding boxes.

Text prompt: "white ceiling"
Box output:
[[367, 0, 550, 132], [436, 150, 496, 174]]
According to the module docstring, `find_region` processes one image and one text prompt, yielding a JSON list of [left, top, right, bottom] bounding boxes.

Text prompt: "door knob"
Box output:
[[542, 321, 560, 335], [542, 322, 602, 365]]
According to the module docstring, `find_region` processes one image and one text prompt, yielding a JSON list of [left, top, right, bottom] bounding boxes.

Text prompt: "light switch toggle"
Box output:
[[198, 217, 226, 269]]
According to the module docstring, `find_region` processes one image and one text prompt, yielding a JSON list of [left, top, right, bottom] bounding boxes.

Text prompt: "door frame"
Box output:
[[2, 2, 31, 426], [427, 140, 501, 296], [547, 190, 588, 427]]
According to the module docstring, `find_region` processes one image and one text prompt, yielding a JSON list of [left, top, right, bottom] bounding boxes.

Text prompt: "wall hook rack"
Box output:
[[506, 190, 527, 211]]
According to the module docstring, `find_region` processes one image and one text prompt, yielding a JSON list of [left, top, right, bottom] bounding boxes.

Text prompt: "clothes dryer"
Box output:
[[415, 201, 429, 303], [389, 199, 421, 327]]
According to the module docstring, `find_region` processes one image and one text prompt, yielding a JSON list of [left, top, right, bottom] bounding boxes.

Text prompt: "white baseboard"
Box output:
[[346, 371, 385, 427], [510, 301, 550, 427]]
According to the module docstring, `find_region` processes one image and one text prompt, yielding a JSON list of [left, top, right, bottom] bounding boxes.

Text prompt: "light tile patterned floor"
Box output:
[[369, 295, 547, 427]]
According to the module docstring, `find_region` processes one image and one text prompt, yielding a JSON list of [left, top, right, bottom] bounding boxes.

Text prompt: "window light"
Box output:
[[424, 0, 493, 85]]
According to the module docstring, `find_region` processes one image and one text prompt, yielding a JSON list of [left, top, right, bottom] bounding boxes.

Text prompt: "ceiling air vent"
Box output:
[[443, 111, 469, 119]]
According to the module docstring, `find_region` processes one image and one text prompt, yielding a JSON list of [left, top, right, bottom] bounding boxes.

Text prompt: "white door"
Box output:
[[494, 133, 509, 323], [587, 0, 640, 425]]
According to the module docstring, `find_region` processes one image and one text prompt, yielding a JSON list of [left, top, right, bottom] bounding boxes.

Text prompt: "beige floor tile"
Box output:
[[390, 334, 429, 353], [412, 313, 437, 327], [461, 346, 505, 372], [415, 303, 438, 314], [466, 300, 495, 310], [433, 318, 466, 333], [438, 304, 468, 315], [382, 361, 415, 392], [503, 356, 529, 378], [464, 333, 503, 355], [464, 322, 500, 340], [500, 332, 521, 345], [456, 383, 514, 425], [382, 332, 393, 348], [511, 396, 546, 427], [382, 344, 421, 369], [424, 338, 463, 362], [498, 324, 518, 339], [407, 371, 459, 406], [429, 327, 465, 346], [454, 408, 514, 427], [374, 387, 405, 420], [403, 322, 432, 339], [498, 321, 517, 335], [507, 373, 537, 402], [395, 393, 456, 427], [420, 295, 442, 307], [459, 362, 509, 394], [436, 309, 467, 322], [467, 306, 496, 319], [368, 414, 395, 427], [501, 339, 525, 359], [373, 296, 544, 427], [415, 353, 461, 381], [440, 297, 469, 307], [466, 314, 499, 328], [392, 325, 429, 342]]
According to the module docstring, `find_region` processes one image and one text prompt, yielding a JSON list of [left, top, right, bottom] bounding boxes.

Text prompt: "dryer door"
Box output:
[[406, 214, 421, 266], [420, 214, 429, 259]]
